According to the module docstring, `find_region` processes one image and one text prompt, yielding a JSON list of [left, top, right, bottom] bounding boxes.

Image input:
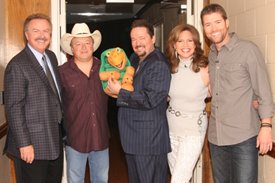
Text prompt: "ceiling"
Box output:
[[66, 0, 161, 24]]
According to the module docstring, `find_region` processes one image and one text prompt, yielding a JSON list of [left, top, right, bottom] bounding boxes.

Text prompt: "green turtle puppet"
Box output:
[[99, 47, 135, 98]]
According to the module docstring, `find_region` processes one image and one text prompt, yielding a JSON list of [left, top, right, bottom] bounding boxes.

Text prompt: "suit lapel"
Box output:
[[45, 50, 62, 93], [133, 49, 155, 78], [134, 59, 150, 78], [24, 47, 58, 98]]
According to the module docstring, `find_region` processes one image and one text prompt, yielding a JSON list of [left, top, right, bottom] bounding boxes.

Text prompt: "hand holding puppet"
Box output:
[[100, 47, 135, 98]]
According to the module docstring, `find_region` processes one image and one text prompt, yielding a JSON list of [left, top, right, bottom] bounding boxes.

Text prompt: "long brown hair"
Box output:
[[165, 24, 208, 73]]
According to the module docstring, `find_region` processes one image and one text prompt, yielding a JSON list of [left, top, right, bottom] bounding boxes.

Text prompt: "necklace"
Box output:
[[183, 63, 188, 68], [179, 59, 192, 69]]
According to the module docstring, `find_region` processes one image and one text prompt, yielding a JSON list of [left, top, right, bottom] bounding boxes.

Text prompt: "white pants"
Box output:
[[168, 119, 207, 183]]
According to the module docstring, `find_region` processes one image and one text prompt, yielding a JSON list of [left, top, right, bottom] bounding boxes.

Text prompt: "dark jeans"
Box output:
[[209, 136, 258, 183]]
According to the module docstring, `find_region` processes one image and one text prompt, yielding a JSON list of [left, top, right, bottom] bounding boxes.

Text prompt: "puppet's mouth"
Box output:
[[115, 61, 123, 69]]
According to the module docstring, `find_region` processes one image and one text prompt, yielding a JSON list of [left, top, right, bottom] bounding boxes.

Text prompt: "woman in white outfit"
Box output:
[[165, 24, 210, 183]]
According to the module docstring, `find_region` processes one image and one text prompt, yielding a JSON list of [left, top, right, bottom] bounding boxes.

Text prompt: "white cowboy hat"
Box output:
[[60, 23, 102, 55]]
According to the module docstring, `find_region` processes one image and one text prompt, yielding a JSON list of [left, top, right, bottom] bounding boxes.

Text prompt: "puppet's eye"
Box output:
[[116, 47, 120, 52], [106, 51, 110, 57]]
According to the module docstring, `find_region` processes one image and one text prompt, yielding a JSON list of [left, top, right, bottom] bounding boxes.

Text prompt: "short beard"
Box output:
[[137, 51, 146, 58]]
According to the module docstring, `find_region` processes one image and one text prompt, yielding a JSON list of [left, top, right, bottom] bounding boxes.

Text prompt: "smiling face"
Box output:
[[71, 36, 94, 62], [106, 47, 127, 70], [25, 19, 52, 53], [202, 12, 230, 50], [174, 30, 196, 59], [130, 27, 155, 61]]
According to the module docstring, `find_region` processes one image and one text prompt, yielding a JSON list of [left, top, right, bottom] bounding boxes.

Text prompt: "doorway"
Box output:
[[51, 0, 211, 183]]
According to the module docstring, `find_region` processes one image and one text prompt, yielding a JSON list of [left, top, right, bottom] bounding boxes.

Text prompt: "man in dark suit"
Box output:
[[107, 19, 171, 183], [4, 13, 63, 183]]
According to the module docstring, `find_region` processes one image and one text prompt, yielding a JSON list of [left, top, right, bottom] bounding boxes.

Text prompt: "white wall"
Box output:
[[50, 0, 67, 65], [210, 0, 275, 182]]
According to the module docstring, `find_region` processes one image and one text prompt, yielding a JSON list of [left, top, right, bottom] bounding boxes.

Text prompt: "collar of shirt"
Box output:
[[28, 44, 61, 98], [27, 43, 44, 67], [68, 56, 101, 72], [210, 32, 239, 53], [27, 44, 53, 74]]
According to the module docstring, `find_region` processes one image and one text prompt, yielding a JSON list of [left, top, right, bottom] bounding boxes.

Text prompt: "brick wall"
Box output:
[[210, 0, 275, 182]]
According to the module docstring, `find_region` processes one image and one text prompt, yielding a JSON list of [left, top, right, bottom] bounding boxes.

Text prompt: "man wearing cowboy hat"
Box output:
[[59, 23, 110, 183]]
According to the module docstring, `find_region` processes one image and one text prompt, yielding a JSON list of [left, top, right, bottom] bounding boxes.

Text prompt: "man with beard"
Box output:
[[4, 13, 63, 183], [201, 4, 274, 183], [107, 19, 171, 183]]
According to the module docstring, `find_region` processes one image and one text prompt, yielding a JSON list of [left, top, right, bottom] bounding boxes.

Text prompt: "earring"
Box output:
[[175, 50, 178, 59]]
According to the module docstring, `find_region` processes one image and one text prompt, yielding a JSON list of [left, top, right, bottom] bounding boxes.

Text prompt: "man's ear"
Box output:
[[226, 19, 229, 29], [152, 35, 156, 44]]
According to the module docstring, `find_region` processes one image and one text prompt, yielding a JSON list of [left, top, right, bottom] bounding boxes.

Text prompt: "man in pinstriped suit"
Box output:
[[3, 13, 63, 183], [108, 19, 171, 183]]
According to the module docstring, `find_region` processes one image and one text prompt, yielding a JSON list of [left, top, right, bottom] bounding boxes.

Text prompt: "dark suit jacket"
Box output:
[[117, 48, 171, 155], [4, 46, 62, 160]]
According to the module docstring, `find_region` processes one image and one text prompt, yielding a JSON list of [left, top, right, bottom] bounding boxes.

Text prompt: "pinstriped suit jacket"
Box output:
[[4, 46, 62, 160], [117, 48, 171, 155]]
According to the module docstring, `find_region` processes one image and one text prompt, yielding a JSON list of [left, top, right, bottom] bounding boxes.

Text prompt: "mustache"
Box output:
[[35, 38, 47, 42], [135, 45, 145, 49]]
